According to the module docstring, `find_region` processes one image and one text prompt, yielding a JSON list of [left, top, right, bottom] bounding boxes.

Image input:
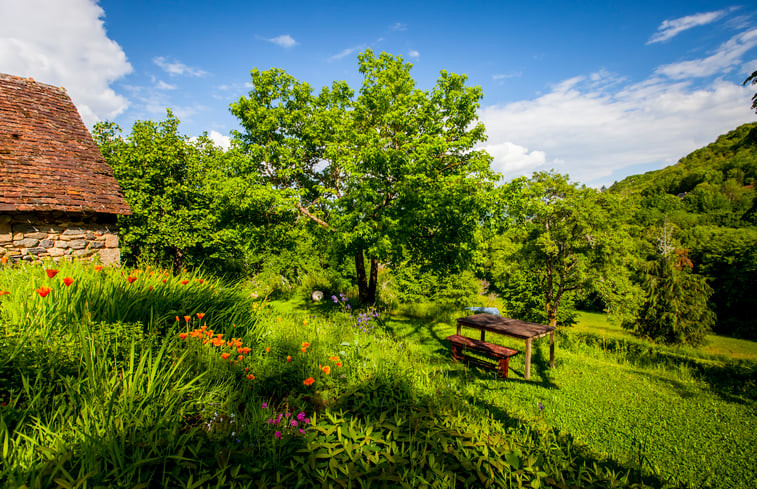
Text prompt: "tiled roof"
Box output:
[[0, 73, 131, 215]]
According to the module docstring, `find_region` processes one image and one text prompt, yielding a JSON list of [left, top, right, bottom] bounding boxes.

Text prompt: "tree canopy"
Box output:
[[230, 50, 497, 303]]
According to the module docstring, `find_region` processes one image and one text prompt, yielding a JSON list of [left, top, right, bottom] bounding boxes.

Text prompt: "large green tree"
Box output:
[[231, 50, 496, 303], [493, 172, 639, 328]]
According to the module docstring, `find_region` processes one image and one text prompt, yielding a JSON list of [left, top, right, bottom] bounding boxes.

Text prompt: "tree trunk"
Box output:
[[368, 256, 378, 304], [354, 250, 378, 304], [546, 302, 557, 328], [355, 250, 369, 303]]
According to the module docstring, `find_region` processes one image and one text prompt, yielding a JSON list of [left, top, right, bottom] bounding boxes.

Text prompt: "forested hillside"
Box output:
[[610, 122, 757, 339]]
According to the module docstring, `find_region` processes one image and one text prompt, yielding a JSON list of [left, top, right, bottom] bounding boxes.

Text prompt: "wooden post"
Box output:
[[525, 338, 532, 379], [456, 321, 461, 336], [480, 330, 486, 342], [549, 331, 555, 368]]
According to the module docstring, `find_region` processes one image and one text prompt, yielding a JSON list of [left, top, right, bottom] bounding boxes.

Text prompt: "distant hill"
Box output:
[[609, 122, 757, 339], [610, 122, 757, 229], [611, 122, 757, 199]]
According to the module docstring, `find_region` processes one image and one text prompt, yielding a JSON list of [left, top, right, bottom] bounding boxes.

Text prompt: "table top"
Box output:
[[456, 313, 555, 340]]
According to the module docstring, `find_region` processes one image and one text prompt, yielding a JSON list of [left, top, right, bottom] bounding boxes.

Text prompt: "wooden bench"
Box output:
[[445, 334, 519, 378]]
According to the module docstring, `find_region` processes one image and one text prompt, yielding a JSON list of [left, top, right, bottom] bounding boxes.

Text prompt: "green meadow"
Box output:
[[1, 261, 755, 488]]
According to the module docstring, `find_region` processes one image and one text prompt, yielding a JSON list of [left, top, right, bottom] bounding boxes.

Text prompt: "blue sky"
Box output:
[[1, 0, 756, 186]]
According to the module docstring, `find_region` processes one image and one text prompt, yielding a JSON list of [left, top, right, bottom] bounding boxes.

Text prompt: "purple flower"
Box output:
[[274, 431, 282, 439], [261, 402, 268, 409], [304, 417, 310, 424], [266, 419, 273, 424], [297, 412, 306, 421], [538, 402, 545, 411], [291, 420, 298, 427], [332, 295, 338, 302], [346, 304, 351, 309], [299, 429, 305, 434]]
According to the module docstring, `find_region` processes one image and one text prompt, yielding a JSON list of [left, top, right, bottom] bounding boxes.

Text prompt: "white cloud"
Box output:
[[153, 56, 207, 77], [266, 34, 297, 48], [155, 80, 176, 90], [480, 72, 754, 185], [493, 72, 522, 80], [390, 22, 407, 31], [647, 9, 729, 44], [655, 28, 757, 79], [0, 0, 132, 126], [330, 46, 360, 61], [208, 130, 231, 150], [408, 50, 420, 59]]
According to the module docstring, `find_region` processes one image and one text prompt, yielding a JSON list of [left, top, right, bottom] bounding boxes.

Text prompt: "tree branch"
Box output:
[[295, 201, 333, 230]]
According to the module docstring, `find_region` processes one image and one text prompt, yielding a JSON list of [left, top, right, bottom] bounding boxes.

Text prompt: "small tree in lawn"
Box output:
[[497, 171, 638, 328], [623, 224, 715, 345], [231, 50, 496, 304]]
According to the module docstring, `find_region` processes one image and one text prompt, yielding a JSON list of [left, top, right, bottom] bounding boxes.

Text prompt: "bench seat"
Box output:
[[445, 334, 519, 378]]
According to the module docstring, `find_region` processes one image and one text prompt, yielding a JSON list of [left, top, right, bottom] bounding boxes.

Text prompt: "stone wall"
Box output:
[[0, 212, 121, 265]]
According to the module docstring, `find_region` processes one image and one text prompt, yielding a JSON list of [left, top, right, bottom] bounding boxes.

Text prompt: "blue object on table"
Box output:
[[464, 306, 501, 316]]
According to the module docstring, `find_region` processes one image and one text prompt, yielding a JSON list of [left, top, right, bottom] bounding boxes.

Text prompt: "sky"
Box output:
[[1, 0, 756, 187]]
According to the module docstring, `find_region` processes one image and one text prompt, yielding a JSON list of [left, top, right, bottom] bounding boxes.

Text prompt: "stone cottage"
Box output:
[[0, 73, 131, 265]]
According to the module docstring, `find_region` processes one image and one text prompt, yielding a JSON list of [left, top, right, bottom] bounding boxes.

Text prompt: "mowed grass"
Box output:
[[379, 307, 757, 489]]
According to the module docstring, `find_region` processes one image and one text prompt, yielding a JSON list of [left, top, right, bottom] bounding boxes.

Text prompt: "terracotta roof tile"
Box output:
[[0, 73, 131, 215]]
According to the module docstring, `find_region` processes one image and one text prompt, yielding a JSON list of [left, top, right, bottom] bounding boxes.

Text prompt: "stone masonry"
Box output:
[[0, 212, 121, 265]]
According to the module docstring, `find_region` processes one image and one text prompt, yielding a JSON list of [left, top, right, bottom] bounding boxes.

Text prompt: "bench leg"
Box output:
[[498, 357, 510, 379], [451, 344, 461, 362], [525, 339, 532, 379]]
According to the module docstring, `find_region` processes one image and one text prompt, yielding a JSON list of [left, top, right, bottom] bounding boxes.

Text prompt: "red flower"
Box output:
[[0, 290, 10, 296], [180, 280, 189, 285], [45, 269, 59, 278], [127, 276, 136, 284], [197, 313, 205, 320], [287, 355, 292, 362], [322, 365, 331, 375], [162, 279, 167, 283], [221, 353, 231, 360], [247, 374, 255, 380], [36, 286, 51, 298], [303, 377, 315, 386], [62, 277, 74, 286], [94, 265, 103, 272], [179, 333, 188, 340]]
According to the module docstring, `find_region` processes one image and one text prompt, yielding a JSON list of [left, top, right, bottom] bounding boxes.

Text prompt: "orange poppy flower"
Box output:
[[162, 279, 167, 283], [197, 313, 205, 320], [221, 353, 230, 360], [336, 362, 342, 368], [1, 256, 8, 264], [322, 365, 331, 375], [247, 374, 255, 380], [300, 348, 307, 353], [36, 286, 51, 298], [301, 342, 310, 348], [286, 355, 292, 362], [0, 290, 10, 296], [184, 315, 191, 323], [238, 355, 244, 361], [303, 377, 315, 386], [329, 356, 340, 362], [127, 276, 136, 284], [180, 280, 189, 285], [265, 347, 270, 353], [45, 269, 59, 278], [175, 316, 180, 322], [179, 333, 188, 340], [212, 337, 225, 347], [94, 265, 102, 271]]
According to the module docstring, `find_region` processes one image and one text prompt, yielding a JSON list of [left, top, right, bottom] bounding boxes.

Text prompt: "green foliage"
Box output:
[[623, 249, 715, 346], [489, 172, 639, 327], [231, 50, 497, 303]]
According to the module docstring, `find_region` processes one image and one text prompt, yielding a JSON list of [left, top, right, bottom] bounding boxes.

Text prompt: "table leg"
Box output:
[[550, 331, 555, 368], [480, 330, 486, 342], [456, 321, 461, 336], [525, 338, 532, 379]]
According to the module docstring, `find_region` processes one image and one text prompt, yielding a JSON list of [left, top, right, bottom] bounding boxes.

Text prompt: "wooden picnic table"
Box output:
[[456, 313, 556, 379]]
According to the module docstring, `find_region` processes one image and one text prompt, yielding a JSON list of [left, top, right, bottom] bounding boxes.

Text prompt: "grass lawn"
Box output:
[[2, 263, 755, 488], [381, 307, 757, 489]]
